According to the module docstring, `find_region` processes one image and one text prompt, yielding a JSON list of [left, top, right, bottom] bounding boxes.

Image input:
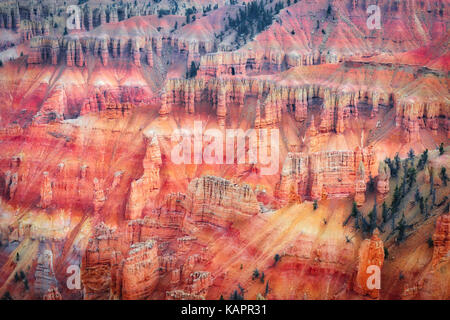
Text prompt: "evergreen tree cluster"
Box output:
[[384, 153, 401, 177], [226, 1, 284, 40], [417, 149, 428, 170], [343, 150, 438, 243], [186, 61, 199, 78]]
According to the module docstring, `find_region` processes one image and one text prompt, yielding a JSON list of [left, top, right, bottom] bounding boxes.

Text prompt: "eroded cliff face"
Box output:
[[431, 213, 450, 268], [199, 0, 448, 75], [125, 135, 162, 220], [120, 240, 159, 300], [0, 0, 448, 301], [353, 229, 384, 299], [276, 147, 375, 205], [184, 176, 260, 228], [159, 64, 449, 141]]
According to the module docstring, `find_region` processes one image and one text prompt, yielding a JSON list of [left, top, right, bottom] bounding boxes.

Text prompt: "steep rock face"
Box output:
[[32, 86, 68, 124], [24, 15, 217, 68], [214, 0, 449, 76], [199, 52, 248, 77], [125, 135, 162, 220], [281, 233, 356, 277], [38, 172, 52, 209], [125, 194, 187, 245], [0, 119, 148, 215], [185, 271, 213, 296], [93, 178, 106, 214], [120, 240, 159, 300], [34, 248, 58, 298], [145, 42, 153, 67], [166, 290, 205, 300], [81, 87, 146, 118], [2, 155, 21, 201], [393, 75, 449, 141], [0, 0, 448, 302], [21, 20, 49, 40], [354, 230, 384, 299], [184, 176, 259, 228], [276, 147, 375, 204], [1, 0, 225, 36], [82, 223, 119, 300], [160, 70, 448, 138], [161, 77, 312, 128], [0, 2, 20, 31], [431, 213, 450, 268], [154, 193, 187, 230]]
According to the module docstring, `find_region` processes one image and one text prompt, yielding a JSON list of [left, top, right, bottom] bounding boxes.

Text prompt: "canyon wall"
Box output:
[[276, 147, 375, 204], [125, 135, 162, 220], [184, 176, 260, 229]]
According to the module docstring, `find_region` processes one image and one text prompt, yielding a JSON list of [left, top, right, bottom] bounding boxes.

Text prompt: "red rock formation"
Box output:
[[184, 176, 259, 228], [81, 88, 139, 117], [199, 52, 247, 78], [92, 178, 106, 214], [21, 20, 49, 40], [158, 73, 446, 140], [276, 148, 374, 204], [121, 240, 159, 300], [100, 39, 108, 66], [0, 0, 448, 302], [431, 213, 450, 268], [216, 86, 227, 127], [33, 86, 67, 124], [157, 193, 187, 229], [4, 170, 18, 201], [159, 89, 170, 116], [186, 271, 213, 296], [34, 249, 58, 298], [82, 223, 119, 300], [354, 229, 384, 299], [38, 172, 52, 209], [125, 135, 162, 220], [131, 39, 141, 67]]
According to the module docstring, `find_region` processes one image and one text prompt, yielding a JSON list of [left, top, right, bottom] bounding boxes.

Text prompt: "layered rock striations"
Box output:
[[125, 135, 162, 220], [354, 229, 384, 299], [0, 0, 448, 302], [276, 147, 375, 204], [120, 240, 159, 300], [431, 213, 450, 268], [82, 223, 119, 300], [199, 0, 449, 76], [80, 87, 144, 118], [33, 85, 68, 124], [184, 176, 260, 228], [25, 13, 221, 68], [160, 65, 449, 138]]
